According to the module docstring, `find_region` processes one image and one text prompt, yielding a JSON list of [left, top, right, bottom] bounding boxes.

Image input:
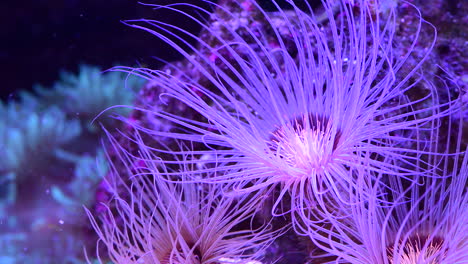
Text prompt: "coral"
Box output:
[[391, 0, 468, 145]]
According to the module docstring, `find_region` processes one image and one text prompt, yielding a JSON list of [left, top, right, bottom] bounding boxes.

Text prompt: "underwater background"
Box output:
[[2, 1, 209, 263], [1, 0, 467, 263]]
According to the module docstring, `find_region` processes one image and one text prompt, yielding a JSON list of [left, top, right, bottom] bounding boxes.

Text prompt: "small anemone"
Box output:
[[306, 121, 468, 264], [86, 130, 277, 264]]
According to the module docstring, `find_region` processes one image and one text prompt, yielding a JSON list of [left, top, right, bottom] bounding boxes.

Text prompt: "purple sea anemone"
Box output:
[[117, 0, 454, 232], [305, 124, 468, 263], [86, 131, 276, 264]]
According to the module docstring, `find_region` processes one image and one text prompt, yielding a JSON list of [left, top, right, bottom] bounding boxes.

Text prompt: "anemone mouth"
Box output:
[[388, 234, 446, 264], [267, 113, 342, 174]]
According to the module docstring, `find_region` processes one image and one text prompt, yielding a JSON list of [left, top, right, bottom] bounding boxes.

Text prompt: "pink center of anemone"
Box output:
[[388, 234, 446, 264], [268, 114, 341, 175]]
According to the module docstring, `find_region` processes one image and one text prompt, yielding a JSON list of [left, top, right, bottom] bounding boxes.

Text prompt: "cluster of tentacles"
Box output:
[[88, 1, 467, 263]]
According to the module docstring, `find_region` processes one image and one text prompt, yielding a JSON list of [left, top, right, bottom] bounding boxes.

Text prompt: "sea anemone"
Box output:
[[305, 123, 467, 264], [0, 104, 81, 175], [87, 131, 276, 264], [34, 65, 144, 119], [117, 0, 452, 231]]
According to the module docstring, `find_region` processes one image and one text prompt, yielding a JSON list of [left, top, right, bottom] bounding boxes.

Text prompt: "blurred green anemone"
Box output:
[[0, 64, 143, 264], [0, 104, 81, 172], [34, 64, 144, 122], [51, 148, 109, 211], [0, 64, 143, 209]]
